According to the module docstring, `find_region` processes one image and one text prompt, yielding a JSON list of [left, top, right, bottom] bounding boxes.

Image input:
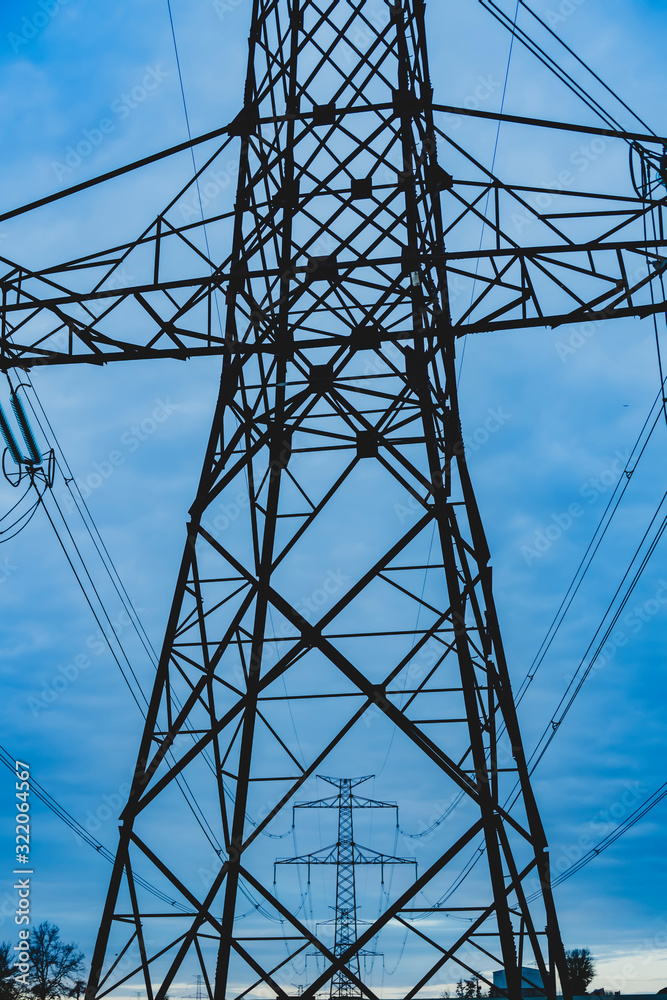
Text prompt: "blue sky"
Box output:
[[0, 0, 666, 996]]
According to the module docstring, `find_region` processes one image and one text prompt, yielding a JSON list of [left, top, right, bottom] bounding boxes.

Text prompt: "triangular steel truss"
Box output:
[[3, 2, 666, 999]]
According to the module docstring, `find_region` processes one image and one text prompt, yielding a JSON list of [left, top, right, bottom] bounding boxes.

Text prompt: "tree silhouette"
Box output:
[[455, 978, 482, 998], [0, 942, 25, 1000], [28, 924, 84, 1000], [565, 948, 596, 995]]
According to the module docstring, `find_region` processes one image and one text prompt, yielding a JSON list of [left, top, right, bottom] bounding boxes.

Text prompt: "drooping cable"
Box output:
[[22, 372, 303, 864], [478, 0, 636, 139], [0, 494, 45, 542], [35, 492, 148, 716], [3, 733, 272, 922], [522, 493, 667, 778], [165, 0, 226, 334], [39, 488, 227, 854], [642, 184, 667, 430], [457, 0, 519, 383], [514, 0, 655, 136], [423, 439, 667, 906], [0, 375, 53, 540], [0, 484, 34, 525], [513, 386, 664, 712], [22, 379, 161, 669], [526, 778, 667, 901], [0, 743, 189, 910], [12, 380, 233, 863]]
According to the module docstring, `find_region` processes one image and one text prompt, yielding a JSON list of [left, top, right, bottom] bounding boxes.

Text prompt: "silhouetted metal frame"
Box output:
[[3, 1, 666, 999], [275, 776, 414, 998]]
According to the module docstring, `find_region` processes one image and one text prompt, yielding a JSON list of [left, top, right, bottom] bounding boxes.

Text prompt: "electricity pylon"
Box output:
[[274, 775, 415, 998], [2, 1, 667, 998]]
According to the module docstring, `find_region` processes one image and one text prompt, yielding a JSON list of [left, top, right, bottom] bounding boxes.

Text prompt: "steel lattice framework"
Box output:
[[274, 776, 414, 999], [2, 1, 667, 999]]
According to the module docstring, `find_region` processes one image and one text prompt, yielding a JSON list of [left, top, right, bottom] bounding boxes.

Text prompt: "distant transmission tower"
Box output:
[[182, 974, 204, 1000], [275, 776, 414, 999]]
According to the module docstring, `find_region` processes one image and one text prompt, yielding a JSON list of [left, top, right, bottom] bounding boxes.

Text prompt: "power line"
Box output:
[[514, 385, 665, 711], [526, 778, 667, 900], [0, 743, 188, 910], [23, 382, 162, 668], [457, 0, 520, 383], [478, 0, 646, 140], [18, 378, 231, 861], [165, 0, 226, 332], [524, 493, 667, 779], [515, 0, 655, 136], [35, 487, 149, 716], [434, 482, 667, 906], [397, 386, 666, 848]]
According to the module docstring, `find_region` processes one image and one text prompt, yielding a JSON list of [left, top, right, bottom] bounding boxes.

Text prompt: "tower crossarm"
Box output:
[[345, 796, 397, 811], [1, 225, 666, 369], [348, 847, 416, 869], [275, 844, 340, 867], [274, 845, 416, 869], [294, 795, 397, 812], [1, 110, 667, 368]]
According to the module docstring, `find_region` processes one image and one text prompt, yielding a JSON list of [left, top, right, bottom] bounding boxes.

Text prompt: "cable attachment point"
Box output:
[[629, 142, 667, 202], [0, 386, 54, 489]]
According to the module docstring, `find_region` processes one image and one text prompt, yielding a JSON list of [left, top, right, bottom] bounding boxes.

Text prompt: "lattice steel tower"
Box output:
[[274, 776, 414, 999], [82, 1, 572, 991], [4, 0, 667, 998]]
